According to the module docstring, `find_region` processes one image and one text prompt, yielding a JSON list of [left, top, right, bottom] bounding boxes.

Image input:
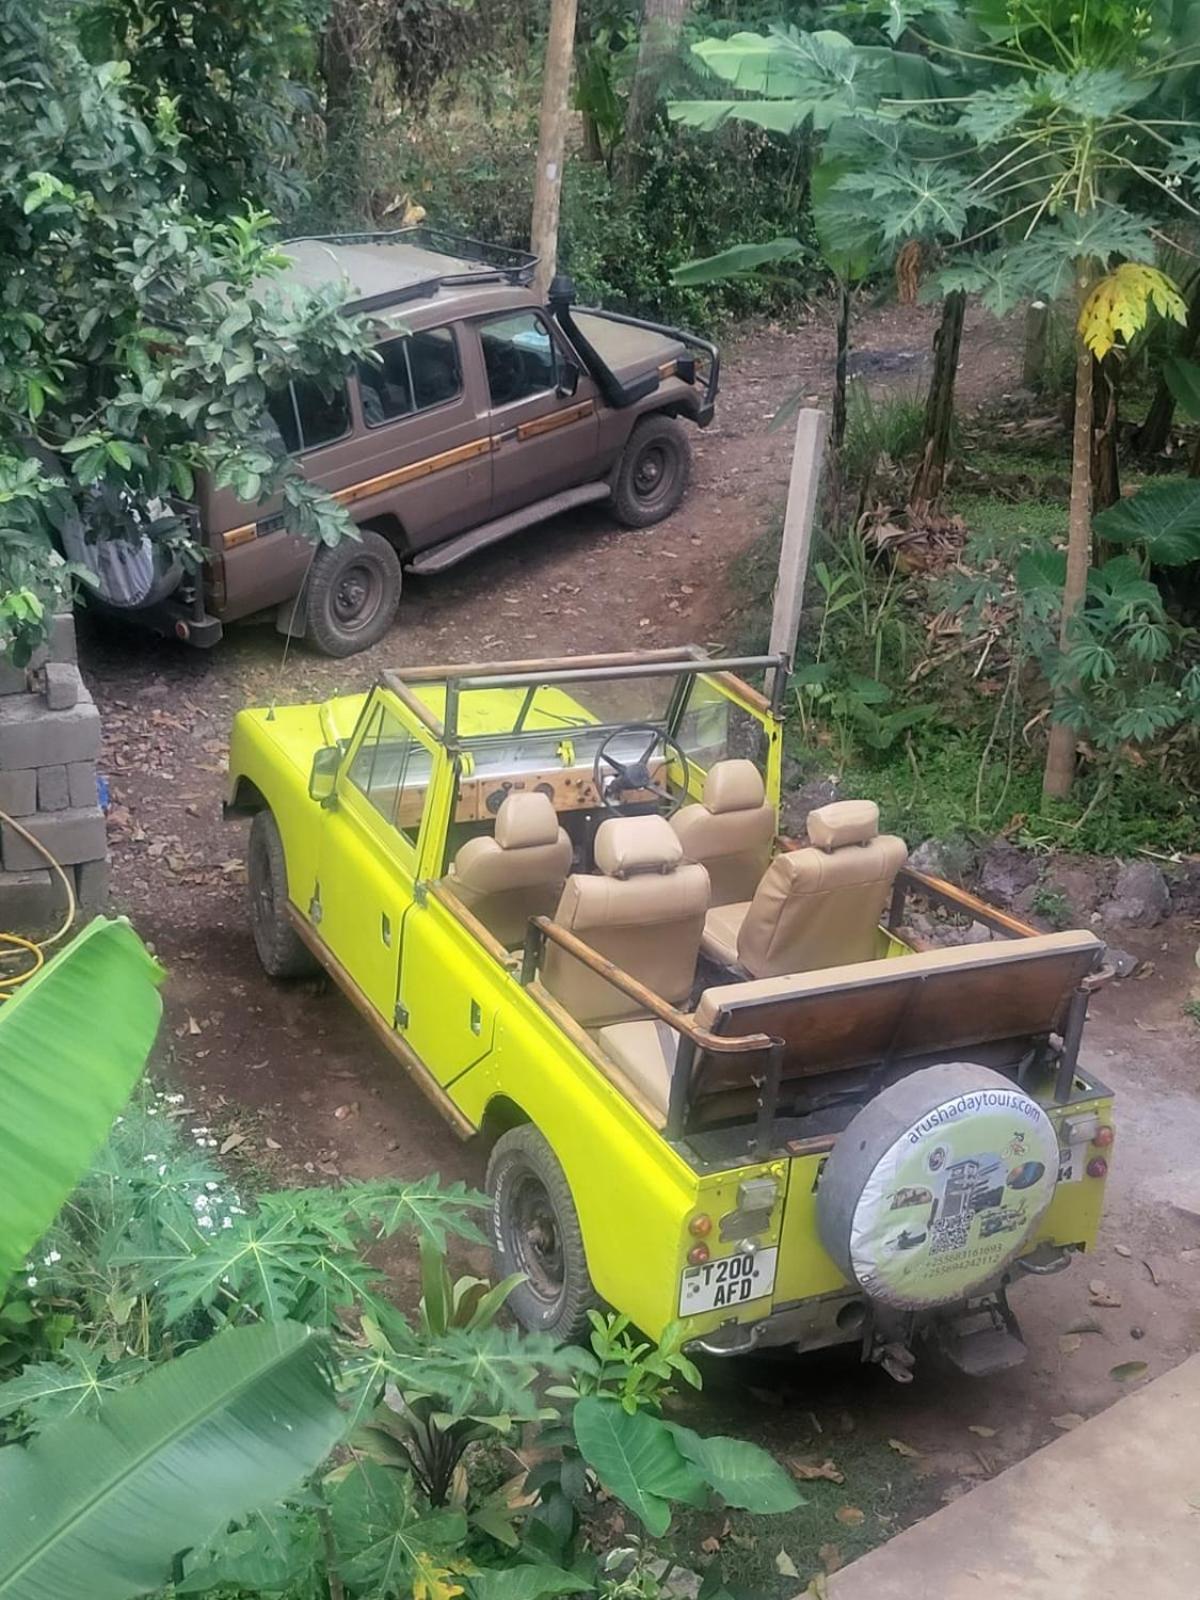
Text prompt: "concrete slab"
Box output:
[[829, 1355, 1200, 1599]]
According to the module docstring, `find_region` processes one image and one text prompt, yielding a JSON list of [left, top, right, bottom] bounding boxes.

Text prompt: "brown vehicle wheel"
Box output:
[[611, 414, 691, 528], [247, 811, 319, 979], [305, 529, 402, 657]]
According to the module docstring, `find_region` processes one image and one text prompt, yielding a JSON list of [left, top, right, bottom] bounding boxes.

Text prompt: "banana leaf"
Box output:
[[0, 916, 164, 1290], [0, 1321, 345, 1600]]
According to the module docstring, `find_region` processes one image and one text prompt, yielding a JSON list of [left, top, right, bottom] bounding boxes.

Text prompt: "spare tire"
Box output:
[[818, 1063, 1061, 1312]]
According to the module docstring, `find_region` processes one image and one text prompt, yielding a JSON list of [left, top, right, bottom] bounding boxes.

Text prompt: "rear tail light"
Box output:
[[1093, 1124, 1114, 1148], [688, 1213, 713, 1237], [1087, 1156, 1109, 1179], [687, 1243, 711, 1266]]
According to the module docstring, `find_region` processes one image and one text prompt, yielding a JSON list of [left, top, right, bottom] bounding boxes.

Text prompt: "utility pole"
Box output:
[[531, 0, 579, 300]]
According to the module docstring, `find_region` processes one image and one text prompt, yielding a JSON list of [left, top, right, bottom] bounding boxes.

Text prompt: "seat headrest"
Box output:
[[594, 815, 683, 878], [495, 791, 560, 850], [807, 799, 879, 850], [703, 759, 766, 815]]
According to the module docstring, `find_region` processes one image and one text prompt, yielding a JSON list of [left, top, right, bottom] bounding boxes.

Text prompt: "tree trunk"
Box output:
[[531, 0, 580, 299], [832, 279, 850, 456], [1090, 351, 1120, 512], [1022, 300, 1049, 390], [909, 289, 965, 514], [614, 0, 691, 192], [320, 0, 377, 228], [1134, 267, 1200, 458], [1043, 309, 1094, 800]]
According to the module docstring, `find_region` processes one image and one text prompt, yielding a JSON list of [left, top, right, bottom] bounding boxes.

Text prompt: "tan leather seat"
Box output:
[[448, 792, 572, 947], [670, 759, 775, 906], [542, 814, 709, 1026], [702, 800, 907, 978]]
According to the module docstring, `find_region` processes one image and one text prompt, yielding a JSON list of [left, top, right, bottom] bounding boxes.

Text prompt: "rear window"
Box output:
[[359, 326, 461, 427], [266, 378, 350, 454]]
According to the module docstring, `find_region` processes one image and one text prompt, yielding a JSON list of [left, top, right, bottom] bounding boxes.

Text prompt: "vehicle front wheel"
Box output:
[[611, 414, 691, 528], [305, 529, 402, 657], [487, 1125, 598, 1341], [247, 811, 319, 979]]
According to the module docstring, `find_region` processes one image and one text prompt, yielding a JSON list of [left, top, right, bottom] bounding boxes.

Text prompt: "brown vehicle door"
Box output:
[[476, 311, 600, 516], [347, 323, 491, 552]]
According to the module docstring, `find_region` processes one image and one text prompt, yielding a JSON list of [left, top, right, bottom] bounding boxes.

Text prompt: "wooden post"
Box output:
[[768, 408, 828, 697], [531, 0, 579, 301]]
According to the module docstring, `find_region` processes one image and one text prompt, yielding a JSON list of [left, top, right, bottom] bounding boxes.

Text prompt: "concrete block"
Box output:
[[67, 761, 97, 810], [0, 696, 100, 770], [25, 613, 77, 671], [37, 765, 69, 812], [2, 806, 107, 872], [0, 868, 60, 930], [0, 769, 36, 817], [42, 662, 80, 711], [75, 854, 111, 912], [0, 659, 28, 696]]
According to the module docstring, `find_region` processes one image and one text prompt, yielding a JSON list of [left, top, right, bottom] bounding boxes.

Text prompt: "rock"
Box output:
[[978, 843, 1039, 908], [910, 839, 948, 877], [1041, 862, 1107, 922], [780, 775, 841, 836], [1108, 948, 1139, 979], [1101, 861, 1170, 928]]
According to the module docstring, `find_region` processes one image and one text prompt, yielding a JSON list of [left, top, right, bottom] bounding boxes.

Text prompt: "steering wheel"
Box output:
[[592, 723, 690, 817]]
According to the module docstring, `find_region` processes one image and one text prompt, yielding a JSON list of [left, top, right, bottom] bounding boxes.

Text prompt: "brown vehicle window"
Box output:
[[479, 312, 558, 408], [345, 702, 433, 846], [266, 377, 350, 454], [359, 327, 461, 427]]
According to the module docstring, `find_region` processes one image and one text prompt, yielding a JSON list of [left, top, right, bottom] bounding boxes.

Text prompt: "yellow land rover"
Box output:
[[225, 649, 1115, 1379]]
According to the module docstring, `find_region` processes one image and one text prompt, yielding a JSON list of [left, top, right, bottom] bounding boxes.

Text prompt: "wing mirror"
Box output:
[[308, 744, 340, 806], [556, 361, 581, 399]]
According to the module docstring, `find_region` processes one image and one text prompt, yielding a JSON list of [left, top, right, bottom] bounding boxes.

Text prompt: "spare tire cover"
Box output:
[[818, 1063, 1060, 1311]]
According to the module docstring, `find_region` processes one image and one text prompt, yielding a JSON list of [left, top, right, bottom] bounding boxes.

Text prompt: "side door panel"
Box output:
[[477, 311, 600, 516]]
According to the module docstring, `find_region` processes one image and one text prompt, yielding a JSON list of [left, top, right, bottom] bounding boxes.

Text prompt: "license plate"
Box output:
[[679, 1247, 777, 1316]]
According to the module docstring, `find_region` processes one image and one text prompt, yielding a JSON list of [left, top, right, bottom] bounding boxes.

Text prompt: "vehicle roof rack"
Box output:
[[278, 226, 538, 315]]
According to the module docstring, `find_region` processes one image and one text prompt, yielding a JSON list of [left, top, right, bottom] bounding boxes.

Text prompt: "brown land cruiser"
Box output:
[[113, 229, 718, 656]]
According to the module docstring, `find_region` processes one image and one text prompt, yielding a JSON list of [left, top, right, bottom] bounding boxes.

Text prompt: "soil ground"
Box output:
[[79, 299, 1200, 1578]]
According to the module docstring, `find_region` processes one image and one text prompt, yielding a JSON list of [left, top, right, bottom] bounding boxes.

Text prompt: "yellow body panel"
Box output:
[[226, 666, 1111, 1349]]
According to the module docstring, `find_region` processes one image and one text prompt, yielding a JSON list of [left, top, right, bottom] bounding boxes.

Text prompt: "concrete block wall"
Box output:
[[0, 615, 108, 931]]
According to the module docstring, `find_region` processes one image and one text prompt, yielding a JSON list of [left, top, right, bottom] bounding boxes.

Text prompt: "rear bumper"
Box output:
[[90, 583, 224, 649]]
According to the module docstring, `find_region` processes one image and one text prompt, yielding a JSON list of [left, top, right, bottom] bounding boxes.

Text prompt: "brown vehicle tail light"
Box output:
[[1087, 1156, 1109, 1179], [687, 1243, 711, 1266], [688, 1213, 712, 1237], [1093, 1124, 1114, 1148]]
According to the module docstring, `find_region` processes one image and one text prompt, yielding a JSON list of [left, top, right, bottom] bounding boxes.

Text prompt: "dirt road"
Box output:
[[80, 302, 1200, 1534]]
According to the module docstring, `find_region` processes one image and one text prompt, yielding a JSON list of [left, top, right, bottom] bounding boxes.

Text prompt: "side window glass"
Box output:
[[264, 378, 349, 454], [480, 312, 558, 408], [359, 327, 461, 428], [345, 702, 432, 846]]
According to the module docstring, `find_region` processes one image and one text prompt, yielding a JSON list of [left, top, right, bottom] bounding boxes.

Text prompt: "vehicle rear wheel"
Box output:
[[305, 529, 402, 657], [247, 811, 319, 979], [487, 1125, 598, 1341], [611, 415, 691, 528]]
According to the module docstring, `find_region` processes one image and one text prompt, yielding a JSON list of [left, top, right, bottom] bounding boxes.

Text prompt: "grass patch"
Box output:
[[950, 492, 1067, 545], [842, 383, 928, 481]]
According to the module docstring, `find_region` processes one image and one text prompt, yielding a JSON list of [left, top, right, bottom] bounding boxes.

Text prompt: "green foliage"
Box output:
[[841, 383, 927, 480], [0, 1322, 345, 1600], [1093, 478, 1200, 565], [0, 5, 368, 659], [0, 919, 163, 1293]]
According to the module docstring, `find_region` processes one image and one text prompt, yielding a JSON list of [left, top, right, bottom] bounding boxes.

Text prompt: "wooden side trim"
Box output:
[[335, 436, 492, 509], [386, 679, 446, 740], [515, 400, 595, 441], [285, 904, 476, 1140], [526, 979, 667, 1132], [222, 524, 257, 549], [896, 867, 1040, 940], [388, 649, 694, 684]]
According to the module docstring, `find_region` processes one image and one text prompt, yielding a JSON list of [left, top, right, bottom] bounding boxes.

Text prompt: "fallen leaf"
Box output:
[[1110, 1361, 1148, 1383], [1181, 1249, 1200, 1263], [219, 1132, 247, 1155], [775, 1549, 800, 1579], [805, 1577, 829, 1600], [1142, 1257, 1162, 1286], [187, 1015, 202, 1036], [1089, 1279, 1122, 1308], [818, 1543, 843, 1575], [835, 1506, 865, 1527], [265, 1137, 282, 1151], [1066, 1316, 1104, 1335], [1114, 1243, 1132, 1257], [968, 1424, 997, 1437], [700, 1537, 722, 1556], [1051, 1413, 1085, 1431], [789, 1459, 844, 1484], [1059, 1334, 1083, 1355], [888, 1438, 920, 1458]]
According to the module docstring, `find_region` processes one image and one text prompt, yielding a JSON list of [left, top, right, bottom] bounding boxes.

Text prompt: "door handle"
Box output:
[[469, 999, 482, 1035], [381, 913, 391, 946]]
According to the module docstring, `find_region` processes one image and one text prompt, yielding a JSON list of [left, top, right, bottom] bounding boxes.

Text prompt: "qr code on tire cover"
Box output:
[[930, 1216, 971, 1256]]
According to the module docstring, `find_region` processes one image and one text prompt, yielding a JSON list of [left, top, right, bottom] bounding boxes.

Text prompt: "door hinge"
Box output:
[[309, 888, 322, 924], [394, 1002, 409, 1028], [413, 879, 429, 907]]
